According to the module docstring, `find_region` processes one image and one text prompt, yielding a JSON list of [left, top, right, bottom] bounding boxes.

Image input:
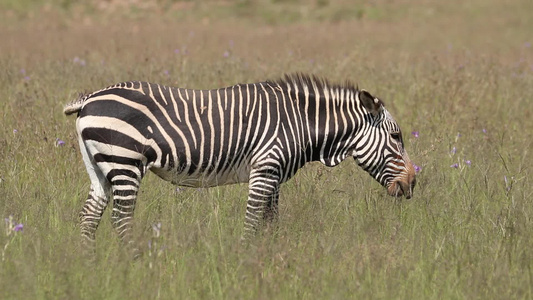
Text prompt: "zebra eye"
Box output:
[[391, 132, 401, 140]]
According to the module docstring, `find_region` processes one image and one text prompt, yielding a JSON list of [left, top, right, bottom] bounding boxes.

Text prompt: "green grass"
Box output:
[[1, 0, 532, 299]]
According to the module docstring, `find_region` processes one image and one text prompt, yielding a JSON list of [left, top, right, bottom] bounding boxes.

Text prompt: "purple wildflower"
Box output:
[[411, 131, 419, 138], [451, 147, 456, 155], [413, 164, 422, 174], [464, 160, 471, 166], [13, 129, 18, 134], [174, 49, 180, 54], [4, 216, 23, 234], [450, 163, 459, 168], [20, 69, 26, 75], [163, 70, 169, 76], [482, 128, 487, 134], [24, 76, 30, 81], [457, 133, 461, 138], [13, 224, 23, 232], [73, 57, 86, 66], [223, 51, 230, 58], [55, 138, 65, 147]]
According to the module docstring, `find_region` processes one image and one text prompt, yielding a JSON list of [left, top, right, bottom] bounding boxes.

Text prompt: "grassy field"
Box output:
[[1, 0, 532, 299]]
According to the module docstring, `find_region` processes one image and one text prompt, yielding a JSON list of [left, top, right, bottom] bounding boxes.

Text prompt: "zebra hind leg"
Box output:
[[110, 171, 143, 259], [80, 186, 110, 260], [78, 143, 111, 260], [263, 186, 280, 223], [242, 167, 280, 241]]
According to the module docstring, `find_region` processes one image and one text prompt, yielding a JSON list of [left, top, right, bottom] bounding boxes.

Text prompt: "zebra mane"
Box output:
[[270, 73, 360, 95]]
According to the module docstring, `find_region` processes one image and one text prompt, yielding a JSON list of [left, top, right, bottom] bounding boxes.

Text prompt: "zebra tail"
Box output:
[[63, 93, 88, 115]]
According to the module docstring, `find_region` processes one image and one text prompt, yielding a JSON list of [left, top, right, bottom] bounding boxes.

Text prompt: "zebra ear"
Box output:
[[359, 90, 383, 117]]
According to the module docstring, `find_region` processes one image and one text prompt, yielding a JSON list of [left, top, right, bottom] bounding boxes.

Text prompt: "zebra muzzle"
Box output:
[[388, 179, 414, 199]]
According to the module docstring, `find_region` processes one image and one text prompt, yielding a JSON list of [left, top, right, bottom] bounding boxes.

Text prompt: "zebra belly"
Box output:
[[150, 163, 251, 188]]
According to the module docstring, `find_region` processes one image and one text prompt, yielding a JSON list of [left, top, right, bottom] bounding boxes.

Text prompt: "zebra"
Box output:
[[64, 73, 416, 255]]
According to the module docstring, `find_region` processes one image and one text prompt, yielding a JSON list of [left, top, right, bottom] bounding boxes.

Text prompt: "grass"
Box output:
[[1, 0, 532, 299]]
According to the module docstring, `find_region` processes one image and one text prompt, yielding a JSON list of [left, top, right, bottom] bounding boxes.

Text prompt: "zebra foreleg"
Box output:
[[242, 168, 280, 241]]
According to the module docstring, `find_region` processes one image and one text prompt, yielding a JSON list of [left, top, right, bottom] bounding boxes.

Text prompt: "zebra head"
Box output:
[[353, 90, 416, 199]]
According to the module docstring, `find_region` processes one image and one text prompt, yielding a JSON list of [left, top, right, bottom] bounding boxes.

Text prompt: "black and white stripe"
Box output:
[[64, 74, 416, 254]]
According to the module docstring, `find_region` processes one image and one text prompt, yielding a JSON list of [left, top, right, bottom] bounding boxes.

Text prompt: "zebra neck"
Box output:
[[302, 86, 358, 167]]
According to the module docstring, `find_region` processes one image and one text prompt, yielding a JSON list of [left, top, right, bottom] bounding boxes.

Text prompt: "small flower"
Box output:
[[20, 68, 26, 75], [55, 138, 65, 147], [411, 131, 419, 138], [13, 129, 18, 134], [4, 215, 23, 234], [450, 163, 459, 168], [413, 164, 422, 174], [13, 224, 23, 232], [482, 128, 487, 134], [451, 147, 457, 155], [73, 57, 86, 66], [457, 133, 461, 138], [163, 70, 169, 76], [223, 51, 230, 58], [174, 48, 180, 54], [23, 76, 30, 81], [464, 160, 471, 166]]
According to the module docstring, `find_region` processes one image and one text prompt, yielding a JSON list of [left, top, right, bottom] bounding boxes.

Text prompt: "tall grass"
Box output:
[[1, 1, 532, 299]]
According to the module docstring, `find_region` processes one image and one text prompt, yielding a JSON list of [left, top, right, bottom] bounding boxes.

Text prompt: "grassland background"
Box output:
[[0, 0, 532, 299]]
